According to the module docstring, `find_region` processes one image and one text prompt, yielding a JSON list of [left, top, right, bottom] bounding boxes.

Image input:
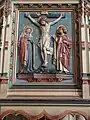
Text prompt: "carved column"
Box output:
[[0, 9, 6, 73], [84, 1, 89, 73], [1, 0, 13, 74], [81, 1, 90, 99], [86, 5, 90, 74], [81, 0, 89, 74], [80, 0, 85, 74]]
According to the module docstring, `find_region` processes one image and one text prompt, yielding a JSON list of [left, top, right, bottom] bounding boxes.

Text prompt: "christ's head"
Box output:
[[38, 15, 48, 26]]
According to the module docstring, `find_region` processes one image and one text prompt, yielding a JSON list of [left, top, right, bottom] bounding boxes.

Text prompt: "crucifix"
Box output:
[[25, 11, 65, 69]]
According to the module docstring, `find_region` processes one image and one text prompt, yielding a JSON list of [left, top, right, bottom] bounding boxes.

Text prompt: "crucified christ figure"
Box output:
[[25, 12, 64, 67]]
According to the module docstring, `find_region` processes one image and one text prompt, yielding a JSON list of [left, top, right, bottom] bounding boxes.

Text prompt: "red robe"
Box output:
[[56, 34, 71, 71], [20, 36, 28, 70]]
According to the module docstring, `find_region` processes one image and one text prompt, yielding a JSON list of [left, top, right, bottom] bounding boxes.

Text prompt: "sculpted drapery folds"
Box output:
[[25, 12, 64, 67], [53, 25, 71, 73], [19, 26, 33, 72], [17, 11, 72, 75]]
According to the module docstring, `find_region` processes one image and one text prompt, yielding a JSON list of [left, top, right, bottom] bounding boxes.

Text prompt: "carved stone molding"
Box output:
[[78, 0, 90, 17], [4, 0, 12, 17], [0, 110, 88, 120], [14, 3, 78, 9], [78, 0, 83, 18], [82, 0, 90, 17]]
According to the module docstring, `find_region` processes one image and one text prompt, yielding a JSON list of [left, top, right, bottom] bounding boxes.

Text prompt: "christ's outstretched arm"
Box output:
[[50, 13, 65, 26], [25, 12, 40, 27]]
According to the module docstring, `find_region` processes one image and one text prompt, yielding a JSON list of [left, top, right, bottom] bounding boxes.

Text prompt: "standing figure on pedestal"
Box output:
[[53, 25, 71, 73], [25, 12, 64, 68], [19, 26, 33, 73]]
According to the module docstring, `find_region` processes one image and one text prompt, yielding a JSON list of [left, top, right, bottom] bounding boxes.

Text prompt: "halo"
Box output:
[[56, 25, 68, 33], [56, 25, 67, 30], [23, 25, 33, 33]]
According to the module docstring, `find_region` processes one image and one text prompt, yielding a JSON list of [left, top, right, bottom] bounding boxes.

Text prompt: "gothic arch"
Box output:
[[0, 110, 88, 120], [0, 110, 29, 120]]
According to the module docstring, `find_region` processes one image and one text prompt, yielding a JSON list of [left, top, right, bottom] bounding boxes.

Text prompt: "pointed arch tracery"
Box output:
[[0, 110, 88, 120]]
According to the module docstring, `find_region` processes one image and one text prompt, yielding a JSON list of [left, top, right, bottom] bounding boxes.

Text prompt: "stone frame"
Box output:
[[8, 2, 82, 96]]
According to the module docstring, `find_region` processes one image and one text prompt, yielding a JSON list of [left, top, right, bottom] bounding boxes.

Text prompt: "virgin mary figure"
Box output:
[[19, 26, 33, 73]]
